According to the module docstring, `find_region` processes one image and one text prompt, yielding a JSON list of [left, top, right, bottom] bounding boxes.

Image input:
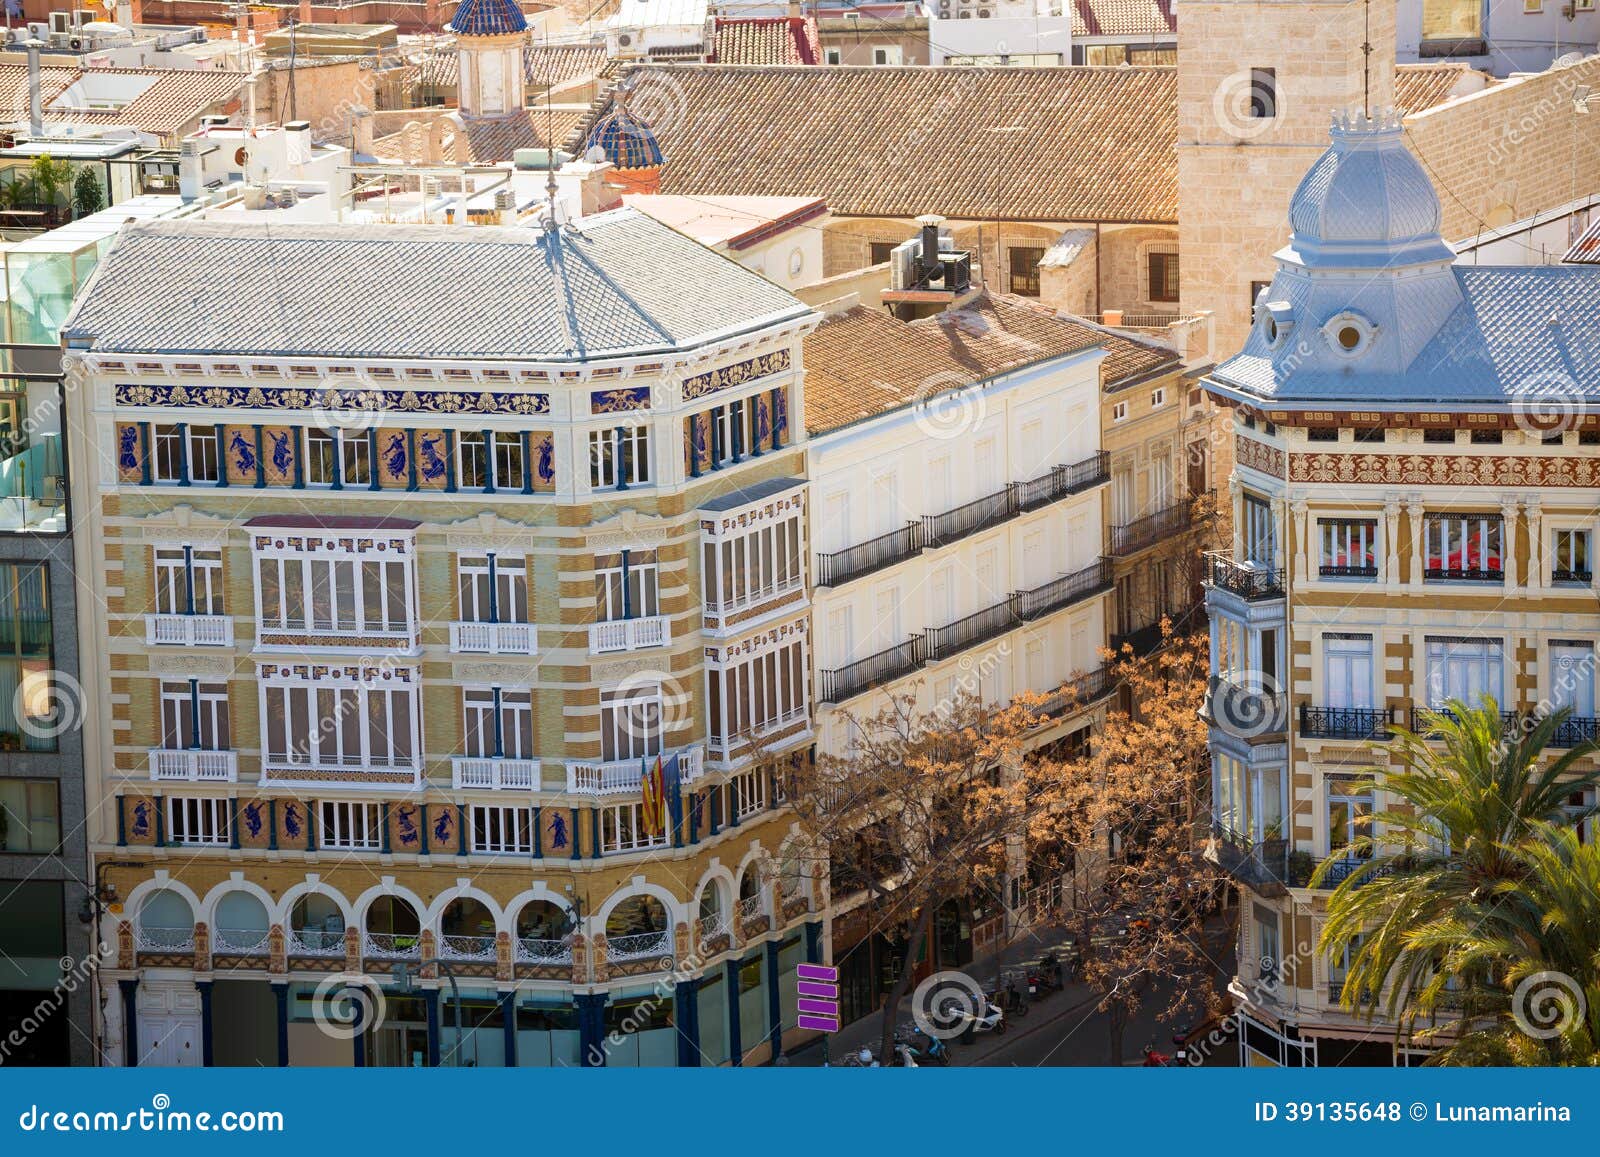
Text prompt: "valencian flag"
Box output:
[[640, 755, 668, 837]]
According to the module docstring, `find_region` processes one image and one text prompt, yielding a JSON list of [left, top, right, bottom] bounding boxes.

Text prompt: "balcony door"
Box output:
[[1550, 642, 1596, 720], [1323, 634, 1373, 710]]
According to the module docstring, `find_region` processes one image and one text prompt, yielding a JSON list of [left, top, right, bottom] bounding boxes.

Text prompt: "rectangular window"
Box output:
[[317, 801, 383, 850], [0, 563, 54, 752], [825, 47, 842, 65], [1318, 518, 1378, 577], [1553, 529, 1591, 583], [470, 805, 533, 854], [1549, 642, 1596, 719], [704, 511, 804, 613], [1248, 67, 1276, 118], [600, 685, 661, 763], [1111, 401, 1128, 423], [343, 433, 372, 486], [868, 240, 894, 264], [493, 432, 524, 490], [461, 688, 534, 760], [152, 424, 184, 483], [1323, 634, 1373, 710], [1007, 247, 1044, 297], [0, 779, 59, 852], [188, 427, 219, 483], [589, 427, 651, 489], [458, 431, 489, 490], [1253, 902, 1280, 984], [1151, 387, 1166, 409], [600, 800, 669, 854], [166, 796, 230, 847], [1424, 513, 1502, 580], [1326, 776, 1374, 860], [256, 553, 413, 635], [707, 400, 760, 469], [456, 554, 529, 623], [1242, 493, 1276, 566], [1565, 787, 1596, 845], [263, 682, 417, 771], [1147, 250, 1180, 303], [730, 767, 767, 819], [304, 428, 337, 486], [159, 680, 230, 750], [708, 639, 807, 746], [154, 547, 224, 615], [595, 551, 660, 621], [1425, 637, 1504, 710]]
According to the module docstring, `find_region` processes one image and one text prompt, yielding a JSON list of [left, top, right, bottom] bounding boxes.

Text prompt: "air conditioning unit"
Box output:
[[69, 37, 84, 51], [978, 6, 992, 16], [616, 32, 632, 46], [26, 23, 49, 41]]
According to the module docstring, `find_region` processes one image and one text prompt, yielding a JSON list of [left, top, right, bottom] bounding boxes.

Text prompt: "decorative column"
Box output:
[[119, 978, 139, 1067], [424, 988, 441, 1067], [1228, 474, 1243, 558], [500, 991, 518, 1067], [1405, 496, 1425, 589], [1500, 495, 1519, 595], [1383, 495, 1402, 587], [765, 939, 783, 1064], [725, 958, 742, 1067], [273, 983, 290, 1066], [1523, 497, 1542, 590], [1290, 498, 1308, 584], [576, 992, 607, 1067], [197, 979, 214, 1066], [675, 976, 701, 1067]]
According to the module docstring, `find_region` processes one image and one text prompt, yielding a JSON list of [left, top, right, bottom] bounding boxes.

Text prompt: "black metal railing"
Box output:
[[1110, 501, 1191, 555], [923, 488, 1014, 549], [1207, 825, 1290, 893], [1203, 676, 1288, 737], [1552, 568, 1593, 584], [1423, 566, 1502, 582], [1299, 704, 1393, 741], [1307, 855, 1389, 890], [814, 452, 1109, 588], [925, 558, 1112, 663], [1035, 666, 1115, 720], [1017, 557, 1115, 620], [815, 521, 922, 587], [819, 637, 927, 704], [1407, 704, 1520, 736], [1205, 553, 1285, 600], [1550, 715, 1600, 748], [926, 599, 1021, 662], [1318, 564, 1379, 578]]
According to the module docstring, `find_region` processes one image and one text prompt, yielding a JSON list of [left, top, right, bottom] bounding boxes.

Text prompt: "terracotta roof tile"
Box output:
[[711, 17, 820, 65], [1394, 61, 1490, 113], [589, 65, 1178, 222], [372, 108, 590, 163], [802, 292, 1179, 435], [0, 64, 245, 139], [1071, 0, 1175, 39]]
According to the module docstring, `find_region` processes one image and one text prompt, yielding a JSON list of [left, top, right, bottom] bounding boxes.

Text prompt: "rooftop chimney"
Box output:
[[350, 105, 373, 158], [284, 120, 312, 168], [24, 39, 44, 139], [495, 187, 516, 226], [918, 213, 944, 285]]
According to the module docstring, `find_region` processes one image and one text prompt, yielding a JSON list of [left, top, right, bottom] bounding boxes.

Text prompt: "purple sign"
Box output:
[[796, 963, 840, 1033]]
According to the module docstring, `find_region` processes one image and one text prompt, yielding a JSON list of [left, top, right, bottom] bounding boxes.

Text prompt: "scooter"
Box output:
[[1030, 950, 1065, 994], [1000, 972, 1031, 1018], [895, 1025, 952, 1066], [888, 1042, 920, 1068], [956, 994, 1007, 1042], [1142, 1043, 1189, 1067]]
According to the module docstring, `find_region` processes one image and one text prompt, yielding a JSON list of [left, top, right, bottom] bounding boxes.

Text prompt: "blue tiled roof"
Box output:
[[586, 108, 663, 169], [449, 0, 528, 36]]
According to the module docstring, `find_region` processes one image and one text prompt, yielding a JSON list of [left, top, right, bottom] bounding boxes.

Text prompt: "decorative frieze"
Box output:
[[1290, 452, 1600, 488], [115, 382, 551, 417]]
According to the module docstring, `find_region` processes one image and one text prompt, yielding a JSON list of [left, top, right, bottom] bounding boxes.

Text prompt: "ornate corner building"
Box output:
[[64, 210, 827, 1067], [1200, 112, 1600, 1066]]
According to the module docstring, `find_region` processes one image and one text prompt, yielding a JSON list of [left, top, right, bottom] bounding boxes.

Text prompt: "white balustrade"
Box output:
[[588, 615, 670, 655], [451, 757, 541, 790], [146, 614, 234, 647], [148, 748, 238, 783], [449, 620, 537, 655]]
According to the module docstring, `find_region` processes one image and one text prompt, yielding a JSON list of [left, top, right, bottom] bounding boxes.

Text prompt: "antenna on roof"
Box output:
[[1361, 0, 1372, 119], [542, 62, 559, 231]]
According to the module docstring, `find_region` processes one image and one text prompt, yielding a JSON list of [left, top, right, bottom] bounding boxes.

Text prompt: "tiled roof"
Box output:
[[1563, 215, 1600, 264], [711, 17, 820, 65], [802, 293, 1178, 435], [0, 64, 245, 138], [448, 0, 529, 36], [64, 210, 812, 362], [372, 108, 591, 163], [1394, 62, 1489, 113], [581, 65, 1179, 222], [1213, 266, 1600, 405], [1071, 0, 1175, 39], [413, 42, 608, 92]]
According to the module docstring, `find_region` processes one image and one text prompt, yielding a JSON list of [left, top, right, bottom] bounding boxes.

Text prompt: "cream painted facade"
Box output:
[[63, 225, 829, 1069]]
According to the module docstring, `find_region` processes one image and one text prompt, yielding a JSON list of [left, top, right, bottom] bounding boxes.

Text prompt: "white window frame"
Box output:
[[154, 546, 224, 616], [1111, 401, 1128, 423], [159, 679, 230, 750], [1424, 513, 1503, 580], [1318, 517, 1379, 578], [152, 423, 184, 483], [1150, 387, 1166, 409], [317, 800, 383, 850], [188, 426, 219, 483], [1548, 640, 1596, 719], [1322, 633, 1373, 710], [1425, 636, 1504, 710], [703, 510, 803, 613], [1324, 774, 1374, 859], [599, 800, 669, 854], [470, 804, 534, 854], [261, 673, 420, 776], [166, 796, 230, 847], [599, 685, 662, 763], [595, 553, 660, 622], [1552, 527, 1591, 584], [462, 687, 535, 760], [457, 553, 529, 624], [709, 638, 807, 748], [1242, 493, 1276, 566], [731, 766, 767, 820], [254, 541, 416, 640], [588, 425, 651, 490]]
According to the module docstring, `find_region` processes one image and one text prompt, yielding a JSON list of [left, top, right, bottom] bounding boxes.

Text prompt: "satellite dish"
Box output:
[[235, 146, 249, 167]]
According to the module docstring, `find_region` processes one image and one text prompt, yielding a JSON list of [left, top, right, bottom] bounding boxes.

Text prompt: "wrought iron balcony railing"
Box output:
[[1205, 553, 1284, 600], [1110, 501, 1191, 556], [1298, 704, 1393, 741]]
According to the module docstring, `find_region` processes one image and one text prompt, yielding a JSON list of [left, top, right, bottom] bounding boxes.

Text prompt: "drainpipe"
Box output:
[[25, 38, 44, 139]]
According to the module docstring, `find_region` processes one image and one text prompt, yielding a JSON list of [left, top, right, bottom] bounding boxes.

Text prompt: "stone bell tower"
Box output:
[[452, 0, 531, 120], [1175, 0, 1398, 356]]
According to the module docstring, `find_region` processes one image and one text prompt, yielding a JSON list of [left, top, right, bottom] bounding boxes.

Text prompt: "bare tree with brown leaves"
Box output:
[[1032, 626, 1234, 1064]]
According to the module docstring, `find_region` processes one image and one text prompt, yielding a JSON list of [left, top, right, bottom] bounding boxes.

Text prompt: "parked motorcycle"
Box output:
[[1000, 971, 1031, 1017], [895, 1024, 952, 1066], [956, 994, 1007, 1042], [1142, 1043, 1188, 1067], [1029, 950, 1065, 995], [887, 1042, 920, 1068]]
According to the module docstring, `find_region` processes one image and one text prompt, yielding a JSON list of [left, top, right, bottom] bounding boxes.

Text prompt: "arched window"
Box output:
[[213, 892, 270, 955], [363, 895, 420, 961], [604, 894, 669, 962], [137, 888, 194, 951], [289, 893, 345, 956], [439, 897, 496, 961], [513, 899, 575, 965]]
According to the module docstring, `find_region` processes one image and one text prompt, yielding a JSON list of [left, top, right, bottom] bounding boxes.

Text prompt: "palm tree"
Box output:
[[1316, 699, 1600, 1034], [1419, 825, 1600, 1065]]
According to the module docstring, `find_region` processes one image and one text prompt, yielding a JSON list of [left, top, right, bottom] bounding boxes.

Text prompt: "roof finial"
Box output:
[[1362, 0, 1372, 119]]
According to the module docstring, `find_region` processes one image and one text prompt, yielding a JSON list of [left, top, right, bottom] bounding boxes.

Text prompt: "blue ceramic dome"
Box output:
[[449, 0, 527, 37], [586, 107, 664, 169]]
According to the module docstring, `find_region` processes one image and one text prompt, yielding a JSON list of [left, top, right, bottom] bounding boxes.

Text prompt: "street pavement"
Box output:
[[786, 918, 1238, 1068]]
